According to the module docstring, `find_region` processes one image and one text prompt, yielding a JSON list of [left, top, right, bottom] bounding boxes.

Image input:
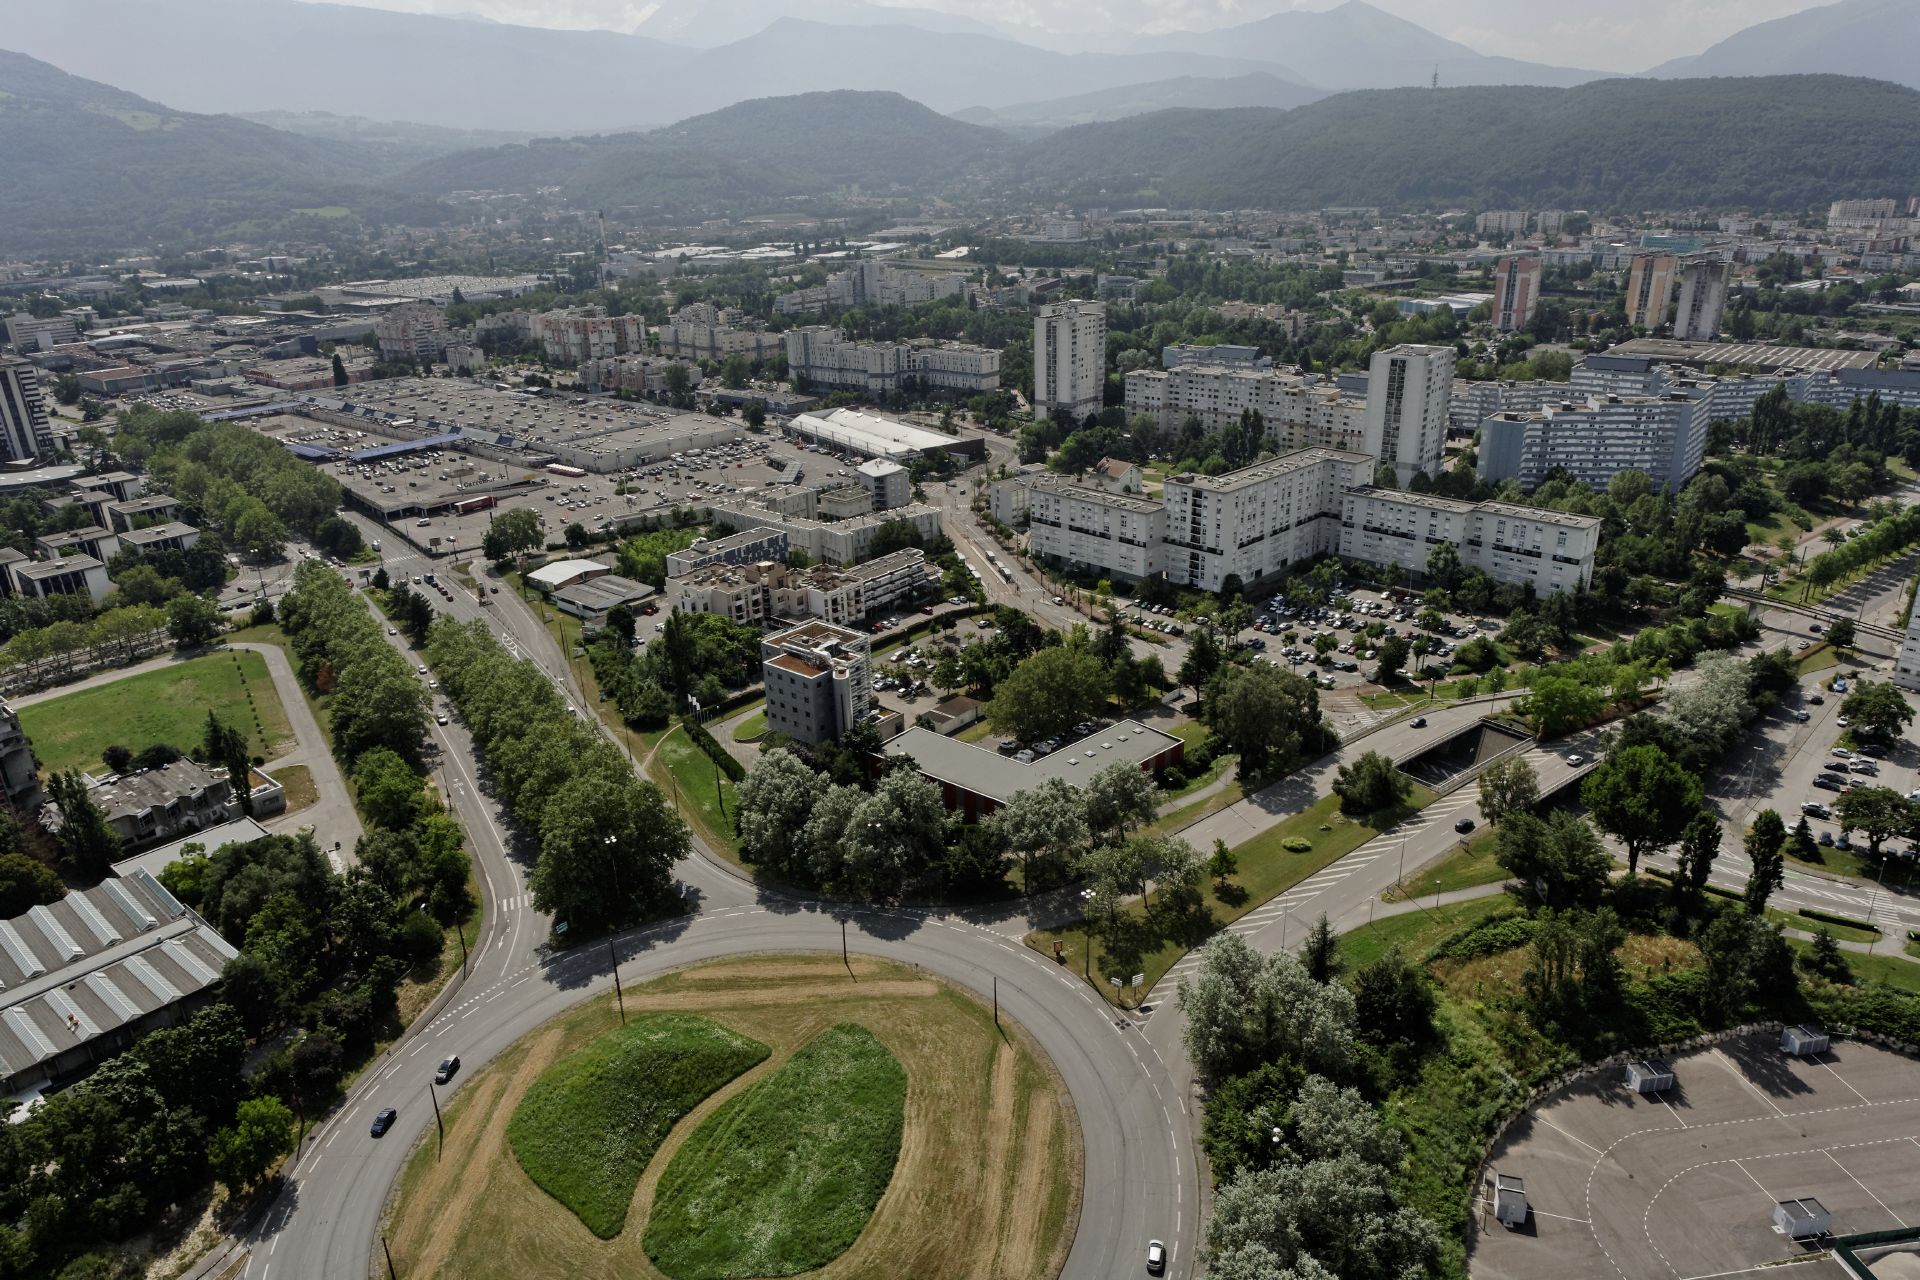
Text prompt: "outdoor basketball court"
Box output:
[[1469, 1033, 1920, 1280]]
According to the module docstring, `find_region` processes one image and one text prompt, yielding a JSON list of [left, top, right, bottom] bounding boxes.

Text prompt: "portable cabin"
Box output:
[[1625, 1059, 1675, 1093], [1781, 1025, 1830, 1057], [1774, 1197, 1830, 1240], [1494, 1174, 1528, 1228]]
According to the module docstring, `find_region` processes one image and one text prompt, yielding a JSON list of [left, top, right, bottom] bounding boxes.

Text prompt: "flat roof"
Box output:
[[1605, 338, 1879, 372], [119, 521, 197, 545], [1169, 447, 1374, 492], [527, 558, 609, 588], [110, 816, 271, 883], [886, 719, 1182, 805], [788, 408, 958, 459], [1024, 472, 1163, 513], [768, 653, 825, 678]]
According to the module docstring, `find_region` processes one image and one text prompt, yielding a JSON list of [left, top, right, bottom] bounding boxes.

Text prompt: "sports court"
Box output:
[[1469, 1034, 1920, 1279]]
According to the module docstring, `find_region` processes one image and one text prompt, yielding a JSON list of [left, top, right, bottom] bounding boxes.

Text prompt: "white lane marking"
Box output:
[[1535, 1113, 1606, 1157], [1824, 1148, 1906, 1226]]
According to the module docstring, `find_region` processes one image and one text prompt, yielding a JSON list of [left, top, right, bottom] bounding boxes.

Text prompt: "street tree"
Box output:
[[1743, 809, 1786, 915], [1841, 681, 1914, 741], [1082, 760, 1159, 846], [209, 1096, 294, 1192], [1674, 811, 1722, 903], [1826, 617, 1856, 651], [1177, 932, 1356, 1080], [1581, 744, 1703, 873], [841, 770, 948, 899], [1476, 755, 1539, 827], [1178, 625, 1222, 696], [482, 507, 543, 565], [1494, 811, 1611, 910], [1789, 815, 1819, 865], [1207, 838, 1238, 887], [987, 778, 1089, 891], [736, 748, 827, 879], [532, 773, 689, 936], [1516, 675, 1605, 737], [45, 769, 118, 879], [203, 711, 255, 818], [1205, 662, 1321, 777], [986, 646, 1109, 744], [1331, 751, 1409, 817], [1833, 785, 1914, 859], [1299, 913, 1341, 983], [350, 748, 426, 831], [1372, 635, 1410, 685], [165, 594, 223, 650]]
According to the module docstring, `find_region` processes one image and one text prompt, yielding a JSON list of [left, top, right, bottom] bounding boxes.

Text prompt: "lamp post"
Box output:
[[1079, 888, 1095, 980]]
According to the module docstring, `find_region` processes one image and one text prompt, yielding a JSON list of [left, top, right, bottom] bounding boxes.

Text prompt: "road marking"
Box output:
[[1536, 1114, 1606, 1157], [1660, 1095, 1688, 1128], [1824, 1149, 1906, 1226], [1678, 1257, 1831, 1280], [1730, 1158, 1774, 1205], [1713, 1049, 1787, 1118], [1819, 1055, 1870, 1104]]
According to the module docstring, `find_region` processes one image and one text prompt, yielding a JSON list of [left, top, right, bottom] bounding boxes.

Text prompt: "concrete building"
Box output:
[[1476, 391, 1711, 494], [760, 620, 872, 745], [0, 870, 240, 1100], [1625, 254, 1678, 330], [526, 558, 611, 593], [1033, 300, 1106, 422], [785, 407, 982, 463], [1476, 210, 1530, 236], [1164, 449, 1372, 592], [1025, 474, 1168, 583], [665, 527, 791, 577], [0, 357, 56, 463], [1162, 343, 1269, 369], [551, 574, 653, 625], [36, 526, 121, 564], [1339, 488, 1600, 593], [710, 499, 942, 567], [576, 354, 704, 397], [1673, 255, 1731, 341], [1893, 584, 1920, 692], [103, 494, 177, 533], [75, 760, 236, 849], [856, 458, 910, 511], [117, 522, 200, 556], [5, 313, 79, 352], [1569, 352, 1667, 398], [883, 719, 1184, 821], [372, 303, 451, 363], [0, 699, 39, 811], [906, 342, 1002, 393], [654, 303, 783, 363], [784, 327, 909, 396], [680, 549, 935, 628], [7, 555, 112, 604], [1363, 345, 1455, 487], [1492, 255, 1542, 333], [1124, 364, 1369, 447], [532, 308, 647, 365]]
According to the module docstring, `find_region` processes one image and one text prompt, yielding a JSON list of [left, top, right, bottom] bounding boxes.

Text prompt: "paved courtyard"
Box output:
[[1470, 1034, 1920, 1280]]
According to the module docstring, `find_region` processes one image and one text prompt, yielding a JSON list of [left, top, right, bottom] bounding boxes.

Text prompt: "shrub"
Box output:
[[1281, 836, 1312, 853], [1429, 913, 1536, 962]]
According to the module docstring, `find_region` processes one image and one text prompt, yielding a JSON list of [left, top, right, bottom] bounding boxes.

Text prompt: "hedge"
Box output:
[[681, 713, 746, 782]]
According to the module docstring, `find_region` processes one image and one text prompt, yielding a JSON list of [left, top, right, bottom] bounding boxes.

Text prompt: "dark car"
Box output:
[[1812, 775, 1848, 792], [370, 1107, 397, 1138], [1809, 693, 1826, 704], [1455, 817, 1476, 833], [435, 1056, 461, 1085], [1411, 716, 1428, 728]]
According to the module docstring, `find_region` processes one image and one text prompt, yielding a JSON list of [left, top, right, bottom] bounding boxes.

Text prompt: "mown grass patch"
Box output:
[[1385, 829, 1505, 901], [645, 1023, 907, 1279], [507, 1013, 770, 1239], [1335, 894, 1515, 971], [19, 649, 293, 772]]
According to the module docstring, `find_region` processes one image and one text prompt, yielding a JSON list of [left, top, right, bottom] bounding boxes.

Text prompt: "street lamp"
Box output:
[[1079, 888, 1095, 979]]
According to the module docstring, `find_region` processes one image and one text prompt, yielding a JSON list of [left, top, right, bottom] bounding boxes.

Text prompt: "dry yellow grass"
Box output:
[[380, 953, 1081, 1280]]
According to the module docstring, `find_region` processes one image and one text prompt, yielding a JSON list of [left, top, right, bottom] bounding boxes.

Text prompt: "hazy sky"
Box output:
[[304, 0, 1834, 70]]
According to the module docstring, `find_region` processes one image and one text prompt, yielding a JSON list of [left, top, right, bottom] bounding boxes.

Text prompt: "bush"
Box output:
[[1281, 836, 1312, 853], [398, 911, 443, 964], [1429, 913, 1536, 962]]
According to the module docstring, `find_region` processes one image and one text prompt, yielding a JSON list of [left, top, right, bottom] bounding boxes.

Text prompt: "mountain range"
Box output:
[[954, 73, 1327, 135], [1646, 0, 1920, 88]]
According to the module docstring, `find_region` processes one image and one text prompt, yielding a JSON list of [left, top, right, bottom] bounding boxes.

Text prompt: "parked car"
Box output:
[[435, 1056, 460, 1085], [1801, 801, 1831, 819], [1819, 830, 1835, 846], [370, 1107, 397, 1138], [1565, 753, 1586, 767], [1813, 775, 1848, 792], [1793, 709, 1811, 722], [1810, 694, 1826, 704]]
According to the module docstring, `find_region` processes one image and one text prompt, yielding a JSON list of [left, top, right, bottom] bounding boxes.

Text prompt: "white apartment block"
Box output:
[[1025, 474, 1168, 583], [1034, 300, 1106, 422], [679, 549, 936, 628], [773, 261, 967, 314], [785, 327, 909, 394], [5, 313, 78, 352], [1339, 489, 1599, 594], [856, 458, 910, 511], [1492, 255, 1541, 333], [1363, 345, 1455, 487], [576, 355, 704, 397], [532, 308, 647, 364], [710, 497, 942, 566], [372, 303, 450, 363], [908, 342, 1001, 393], [0, 356, 55, 462], [1476, 391, 1711, 494], [761, 620, 872, 745], [1476, 210, 1530, 236], [1673, 256, 1730, 342], [1829, 198, 1898, 230], [1163, 450, 1375, 592], [654, 303, 783, 363], [1625, 254, 1677, 330], [1895, 586, 1920, 692], [1124, 365, 1368, 451], [1162, 343, 1269, 369]]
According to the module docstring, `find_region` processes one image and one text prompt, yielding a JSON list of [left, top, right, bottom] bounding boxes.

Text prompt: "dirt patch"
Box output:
[[381, 956, 1081, 1280]]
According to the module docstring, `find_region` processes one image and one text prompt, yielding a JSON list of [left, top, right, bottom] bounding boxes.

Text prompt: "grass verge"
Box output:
[[18, 649, 293, 773], [645, 1023, 907, 1279], [1335, 894, 1515, 970], [507, 1014, 771, 1239], [1385, 829, 1504, 901], [729, 710, 768, 742], [647, 725, 742, 859], [269, 764, 317, 817]]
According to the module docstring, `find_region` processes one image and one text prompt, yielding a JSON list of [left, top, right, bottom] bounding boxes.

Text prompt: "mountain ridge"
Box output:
[[1643, 0, 1920, 90]]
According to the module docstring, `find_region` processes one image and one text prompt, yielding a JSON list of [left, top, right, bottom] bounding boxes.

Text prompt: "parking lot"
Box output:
[[1223, 586, 1498, 692], [1471, 1033, 1920, 1280]]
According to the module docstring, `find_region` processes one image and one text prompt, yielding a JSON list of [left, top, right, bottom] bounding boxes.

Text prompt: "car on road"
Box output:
[[1052, 596, 1064, 606], [1810, 693, 1826, 704], [1811, 622, 1824, 633], [1794, 709, 1811, 722], [1797, 640, 1810, 650], [436, 713, 449, 726], [434, 1056, 460, 1084], [1146, 1240, 1166, 1275], [1565, 753, 1586, 766], [1411, 716, 1427, 728], [370, 1107, 397, 1138], [1454, 817, 1476, 833], [1834, 679, 1850, 693], [1837, 716, 1851, 728]]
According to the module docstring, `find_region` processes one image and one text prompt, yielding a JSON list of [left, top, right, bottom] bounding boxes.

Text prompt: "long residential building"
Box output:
[[773, 261, 968, 314], [653, 303, 783, 362], [1124, 364, 1369, 449], [678, 548, 937, 628], [998, 448, 1600, 595], [783, 328, 1001, 395], [532, 308, 647, 365], [1476, 391, 1712, 494]]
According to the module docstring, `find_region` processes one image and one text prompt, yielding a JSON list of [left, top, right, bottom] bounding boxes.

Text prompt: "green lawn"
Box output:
[[1032, 785, 1433, 1004], [729, 710, 768, 742], [1335, 895, 1516, 970], [1788, 939, 1920, 995], [1795, 644, 1839, 676], [1386, 829, 1505, 901], [1769, 908, 1878, 944], [955, 718, 996, 744], [505, 1013, 769, 1239], [19, 649, 294, 774], [645, 1023, 907, 1279], [649, 726, 743, 858]]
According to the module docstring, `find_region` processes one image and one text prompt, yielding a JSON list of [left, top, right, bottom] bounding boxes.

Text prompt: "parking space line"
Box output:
[[1713, 1050, 1786, 1118], [1824, 1149, 1907, 1226], [1818, 1056, 1870, 1104], [1730, 1158, 1774, 1206], [1536, 1114, 1606, 1157], [1660, 1095, 1688, 1129]]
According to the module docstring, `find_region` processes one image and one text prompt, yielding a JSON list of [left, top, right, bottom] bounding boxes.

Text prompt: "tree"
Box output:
[[1205, 662, 1322, 777], [1516, 675, 1605, 737], [1350, 945, 1434, 1047], [1841, 681, 1914, 741], [1477, 755, 1539, 826], [351, 748, 425, 831], [1331, 751, 1409, 817], [1094, 608, 1130, 668], [1178, 624, 1222, 696], [1675, 812, 1721, 903], [1581, 745, 1702, 873], [1371, 635, 1409, 684], [1299, 913, 1340, 983], [166, 594, 222, 650], [531, 774, 689, 936], [605, 605, 636, 643], [331, 352, 349, 387], [1834, 785, 1914, 859], [1697, 911, 1792, 1022], [839, 770, 947, 899], [312, 516, 363, 561], [372, 566, 390, 591], [1801, 927, 1852, 983], [1082, 760, 1159, 846], [1424, 540, 1464, 591], [1743, 810, 1786, 915], [45, 768, 118, 879], [564, 522, 589, 550], [1207, 838, 1238, 886], [1495, 811, 1612, 910], [866, 517, 926, 559], [209, 1096, 294, 1192], [1789, 815, 1819, 865], [0, 852, 64, 916], [735, 748, 827, 879], [986, 646, 1108, 744], [203, 711, 254, 819], [1826, 617, 1856, 651], [482, 507, 543, 564], [1177, 932, 1356, 1080], [987, 778, 1088, 891], [232, 505, 287, 559]]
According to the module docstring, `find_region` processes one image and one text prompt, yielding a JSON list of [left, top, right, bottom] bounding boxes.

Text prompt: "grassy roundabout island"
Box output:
[[381, 954, 1082, 1280]]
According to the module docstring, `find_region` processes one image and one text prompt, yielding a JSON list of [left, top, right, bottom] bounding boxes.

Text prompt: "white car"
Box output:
[[435, 713, 449, 726], [1565, 753, 1586, 766]]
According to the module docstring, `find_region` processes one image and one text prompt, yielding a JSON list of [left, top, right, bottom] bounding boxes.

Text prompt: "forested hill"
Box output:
[[389, 90, 1011, 210], [1011, 74, 1920, 211]]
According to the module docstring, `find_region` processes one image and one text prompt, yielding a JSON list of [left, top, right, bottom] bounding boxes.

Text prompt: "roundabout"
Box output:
[[380, 953, 1080, 1280]]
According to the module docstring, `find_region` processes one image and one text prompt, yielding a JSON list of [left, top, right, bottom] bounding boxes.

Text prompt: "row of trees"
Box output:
[[425, 618, 689, 937], [123, 409, 343, 559]]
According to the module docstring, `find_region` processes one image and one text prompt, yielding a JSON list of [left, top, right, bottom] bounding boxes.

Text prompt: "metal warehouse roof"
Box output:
[[885, 719, 1183, 805], [346, 431, 464, 462]]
